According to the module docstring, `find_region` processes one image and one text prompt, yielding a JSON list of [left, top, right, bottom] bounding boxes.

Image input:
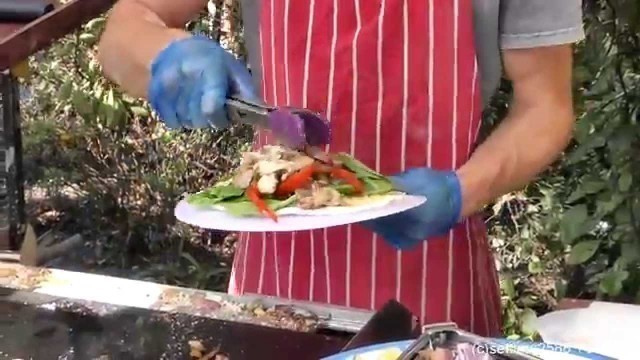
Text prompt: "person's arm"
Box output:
[[97, 0, 207, 98], [456, 0, 585, 216]]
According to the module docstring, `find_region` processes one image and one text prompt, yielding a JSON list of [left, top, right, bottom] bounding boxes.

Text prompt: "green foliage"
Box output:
[[491, 0, 640, 335], [556, 0, 640, 302], [22, 5, 249, 290]]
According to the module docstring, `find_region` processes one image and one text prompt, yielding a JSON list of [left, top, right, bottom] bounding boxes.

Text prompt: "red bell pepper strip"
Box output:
[[247, 183, 278, 222], [274, 164, 316, 196], [330, 168, 364, 194]]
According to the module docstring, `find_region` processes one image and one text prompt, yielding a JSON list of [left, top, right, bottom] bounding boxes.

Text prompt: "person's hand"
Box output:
[[362, 167, 463, 249], [148, 36, 257, 129]]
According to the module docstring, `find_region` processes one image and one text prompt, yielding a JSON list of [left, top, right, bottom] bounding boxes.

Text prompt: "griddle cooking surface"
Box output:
[[0, 287, 347, 359]]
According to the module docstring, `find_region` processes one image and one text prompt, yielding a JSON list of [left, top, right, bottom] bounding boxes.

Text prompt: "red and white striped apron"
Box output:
[[229, 0, 502, 336]]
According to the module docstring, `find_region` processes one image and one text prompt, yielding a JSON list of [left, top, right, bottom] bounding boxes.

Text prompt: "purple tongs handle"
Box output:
[[226, 95, 332, 149]]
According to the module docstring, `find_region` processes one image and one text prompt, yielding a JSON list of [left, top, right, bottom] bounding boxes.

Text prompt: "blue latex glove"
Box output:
[[362, 167, 463, 249], [148, 36, 257, 129]]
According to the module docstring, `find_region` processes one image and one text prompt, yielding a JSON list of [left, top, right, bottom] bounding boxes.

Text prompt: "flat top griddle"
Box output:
[[0, 264, 418, 359], [0, 287, 348, 360]]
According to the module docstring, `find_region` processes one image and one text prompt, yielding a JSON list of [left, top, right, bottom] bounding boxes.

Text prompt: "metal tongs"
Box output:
[[226, 95, 332, 151], [397, 323, 544, 360]]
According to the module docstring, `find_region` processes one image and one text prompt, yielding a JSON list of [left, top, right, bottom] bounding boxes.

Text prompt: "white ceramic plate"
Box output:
[[174, 194, 426, 232]]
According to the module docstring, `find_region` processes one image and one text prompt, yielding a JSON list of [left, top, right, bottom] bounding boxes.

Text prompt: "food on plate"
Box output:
[[186, 145, 398, 221], [352, 347, 402, 360], [351, 346, 487, 360]]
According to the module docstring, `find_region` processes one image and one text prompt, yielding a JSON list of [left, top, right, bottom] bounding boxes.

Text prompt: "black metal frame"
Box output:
[[0, 70, 25, 251]]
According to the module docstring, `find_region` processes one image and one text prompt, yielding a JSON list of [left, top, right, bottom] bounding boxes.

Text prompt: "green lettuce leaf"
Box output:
[[187, 183, 245, 206], [363, 177, 395, 195], [332, 153, 395, 195], [331, 177, 394, 196], [334, 152, 386, 179]]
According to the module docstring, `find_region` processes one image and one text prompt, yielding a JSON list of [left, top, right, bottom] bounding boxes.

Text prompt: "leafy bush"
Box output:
[[22, 3, 250, 290], [487, 0, 640, 337], [557, 0, 640, 302]]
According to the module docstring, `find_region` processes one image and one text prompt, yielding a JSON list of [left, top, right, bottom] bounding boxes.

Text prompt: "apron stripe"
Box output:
[[326, 0, 357, 307], [326, 0, 339, 126], [468, 62, 479, 155], [259, 24, 268, 101], [287, 231, 296, 299], [447, 0, 459, 324], [262, 233, 278, 296], [395, 0, 409, 304], [421, 0, 434, 324], [420, 241, 429, 322], [269, 0, 278, 104], [401, 0, 430, 318], [452, 228, 472, 330], [240, 232, 249, 294], [346, 225, 353, 307], [350, 0, 384, 311], [370, 234, 378, 309], [286, 0, 309, 107], [465, 49, 480, 326], [301, 0, 315, 107], [257, 233, 266, 293], [447, 232, 454, 321], [272, 232, 281, 297], [345, 0, 363, 308], [311, 230, 326, 301], [457, 0, 474, 163], [395, 251, 402, 302], [321, 0, 337, 303], [400, 0, 409, 173], [374, 0, 404, 309], [323, 228, 332, 303], [309, 230, 316, 301], [283, 0, 291, 104], [466, 221, 475, 333], [370, 0, 385, 311], [327, 1, 357, 305], [374, 0, 386, 172], [350, 0, 362, 157], [427, 0, 435, 169]]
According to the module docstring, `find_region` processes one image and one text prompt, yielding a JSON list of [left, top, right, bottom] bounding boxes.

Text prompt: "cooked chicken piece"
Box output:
[[257, 173, 278, 194], [260, 145, 284, 159], [316, 173, 331, 185], [296, 184, 342, 209], [320, 187, 342, 206], [280, 147, 305, 160], [290, 154, 314, 171], [241, 151, 261, 167], [232, 167, 254, 189], [255, 159, 292, 175]]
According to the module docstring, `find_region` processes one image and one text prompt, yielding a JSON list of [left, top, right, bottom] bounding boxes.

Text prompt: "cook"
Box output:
[[97, 0, 584, 336]]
